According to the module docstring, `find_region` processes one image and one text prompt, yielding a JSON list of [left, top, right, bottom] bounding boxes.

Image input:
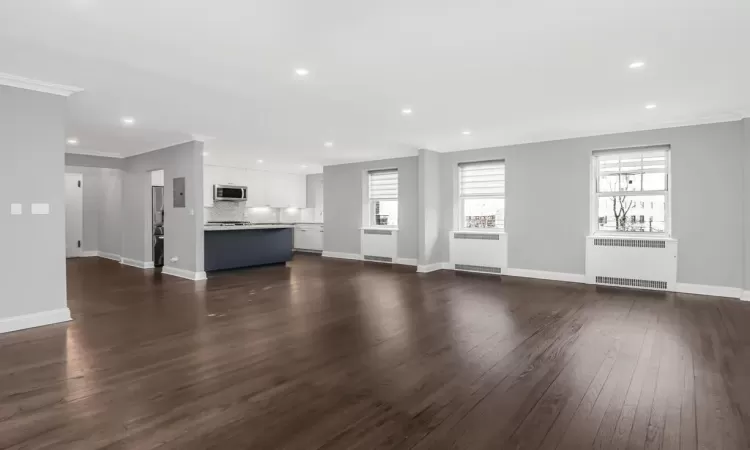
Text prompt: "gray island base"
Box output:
[[204, 227, 293, 272]]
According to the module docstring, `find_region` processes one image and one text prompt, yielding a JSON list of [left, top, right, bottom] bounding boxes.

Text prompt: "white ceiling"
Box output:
[[1, 0, 749, 174]]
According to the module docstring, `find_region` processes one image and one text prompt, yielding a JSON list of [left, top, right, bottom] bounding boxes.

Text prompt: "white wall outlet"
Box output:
[[170, 256, 179, 263], [10, 203, 22, 215]]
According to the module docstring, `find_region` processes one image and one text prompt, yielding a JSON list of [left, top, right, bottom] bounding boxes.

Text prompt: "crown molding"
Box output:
[[191, 134, 215, 142], [0, 73, 83, 97], [66, 150, 124, 159]]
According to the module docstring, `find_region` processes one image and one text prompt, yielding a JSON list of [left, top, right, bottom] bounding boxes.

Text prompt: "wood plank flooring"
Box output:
[[1, 254, 749, 449]]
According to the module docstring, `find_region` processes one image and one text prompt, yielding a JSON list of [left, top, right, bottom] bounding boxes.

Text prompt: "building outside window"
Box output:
[[458, 160, 505, 229], [368, 169, 398, 227], [593, 147, 670, 234]]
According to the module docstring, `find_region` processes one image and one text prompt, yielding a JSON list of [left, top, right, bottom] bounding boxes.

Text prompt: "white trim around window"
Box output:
[[456, 160, 506, 231], [590, 145, 672, 237], [365, 168, 399, 228]]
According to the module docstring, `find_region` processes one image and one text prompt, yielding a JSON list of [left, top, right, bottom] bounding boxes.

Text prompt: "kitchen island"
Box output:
[[204, 224, 294, 272]]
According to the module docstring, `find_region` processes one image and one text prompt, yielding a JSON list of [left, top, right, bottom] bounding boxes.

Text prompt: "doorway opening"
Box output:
[[150, 170, 165, 267], [64, 173, 83, 258]]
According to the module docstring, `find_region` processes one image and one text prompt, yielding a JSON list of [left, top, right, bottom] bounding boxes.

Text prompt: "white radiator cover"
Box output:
[[361, 229, 398, 261], [585, 236, 678, 291], [449, 231, 508, 273]]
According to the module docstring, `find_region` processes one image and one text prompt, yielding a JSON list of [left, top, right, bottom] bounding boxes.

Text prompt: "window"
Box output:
[[593, 147, 669, 234], [368, 169, 398, 227], [458, 160, 505, 229]]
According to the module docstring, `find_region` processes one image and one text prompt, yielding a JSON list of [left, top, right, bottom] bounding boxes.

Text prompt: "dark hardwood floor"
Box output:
[[1, 254, 749, 449]]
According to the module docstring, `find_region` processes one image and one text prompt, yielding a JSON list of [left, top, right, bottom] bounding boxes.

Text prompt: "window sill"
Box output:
[[587, 234, 675, 241], [452, 229, 506, 235], [361, 227, 399, 231]]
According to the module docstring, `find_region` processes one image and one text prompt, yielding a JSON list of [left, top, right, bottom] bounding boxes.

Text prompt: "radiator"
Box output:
[[449, 231, 507, 274], [361, 229, 398, 261], [585, 236, 677, 291]]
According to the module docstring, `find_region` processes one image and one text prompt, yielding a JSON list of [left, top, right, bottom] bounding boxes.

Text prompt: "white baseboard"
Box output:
[[417, 263, 444, 273], [120, 257, 154, 269], [741, 291, 750, 301], [500, 268, 587, 284], [322, 251, 362, 261], [396, 258, 417, 267], [97, 251, 121, 262], [162, 266, 207, 281], [675, 283, 743, 299], [80, 250, 98, 257], [0, 308, 72, 334]]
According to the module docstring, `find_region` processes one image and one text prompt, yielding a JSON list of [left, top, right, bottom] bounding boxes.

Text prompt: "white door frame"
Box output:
[[65, 173, 84, 258]]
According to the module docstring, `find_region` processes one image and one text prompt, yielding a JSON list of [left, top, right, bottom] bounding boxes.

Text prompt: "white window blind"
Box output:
[[459, 160, 505, 197], [369, 169, 398, 200]]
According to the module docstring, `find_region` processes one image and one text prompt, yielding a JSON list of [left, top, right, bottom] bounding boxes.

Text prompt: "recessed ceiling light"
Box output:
[[629, 61, 646, 69], [202, 151, 210, 156], [324, 141, 334, 147], [462, 130, 472, 135], [121, 117, 135, 126], [66, 137, 79, 145], [401, 108, 413, 116], [301, 164, 308, 168], [257, 159, 264, 164], [645, 104, 657, 109], [295, 68, 309, 76]]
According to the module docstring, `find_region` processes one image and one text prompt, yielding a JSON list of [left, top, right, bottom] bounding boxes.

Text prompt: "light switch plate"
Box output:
[[31, 203, 50, 215], [10, 203, 22, 215]]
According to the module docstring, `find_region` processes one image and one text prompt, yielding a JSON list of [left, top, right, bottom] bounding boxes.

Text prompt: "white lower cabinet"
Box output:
[[294, 224, 323, 251]]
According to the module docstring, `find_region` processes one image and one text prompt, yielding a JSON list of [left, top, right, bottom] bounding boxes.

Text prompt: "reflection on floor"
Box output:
[[1, 254, 749, 449]]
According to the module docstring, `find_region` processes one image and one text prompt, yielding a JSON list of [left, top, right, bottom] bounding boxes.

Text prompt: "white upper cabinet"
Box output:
[[267, 172, 290, 207], [220, 166, 246, 186], [244, 169, 267, 206], [203, 165, 306, 209], [203, 165, 220, 207]]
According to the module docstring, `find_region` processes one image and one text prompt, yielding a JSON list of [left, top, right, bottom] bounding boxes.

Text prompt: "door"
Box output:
[[65, 173, 83, 258]]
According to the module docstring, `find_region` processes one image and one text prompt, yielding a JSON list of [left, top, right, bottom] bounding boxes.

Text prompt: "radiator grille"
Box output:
[[364, 255, 393, 263], [363, 229, 393, 235], [453, 233, 500, 240], [455, 264, 502, 274], [595, 276, 667, 290], [593, 238, 665, 249]]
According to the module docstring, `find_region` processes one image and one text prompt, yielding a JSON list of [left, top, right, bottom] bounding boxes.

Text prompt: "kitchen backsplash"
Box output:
[[205, 202, 319, 223]]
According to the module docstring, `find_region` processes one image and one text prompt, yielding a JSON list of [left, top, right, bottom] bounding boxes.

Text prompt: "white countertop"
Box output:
[[204, 224, 295, 231]]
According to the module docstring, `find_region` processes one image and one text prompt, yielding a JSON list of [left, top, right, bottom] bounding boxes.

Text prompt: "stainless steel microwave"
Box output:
[[214, 185, 248, 202]]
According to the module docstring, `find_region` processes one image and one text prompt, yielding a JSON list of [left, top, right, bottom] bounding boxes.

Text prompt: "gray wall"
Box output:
[[64, 165, 123, 255], [743, 118, 750, 289], [98, 168, 123, 256], [0, 86, 67, 318], [438, 120, 745, 288], [65, 153, 123, 170], [121, 141, 205, 272], [324, 156, 418, 259], [418, 149, 443, 265]]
